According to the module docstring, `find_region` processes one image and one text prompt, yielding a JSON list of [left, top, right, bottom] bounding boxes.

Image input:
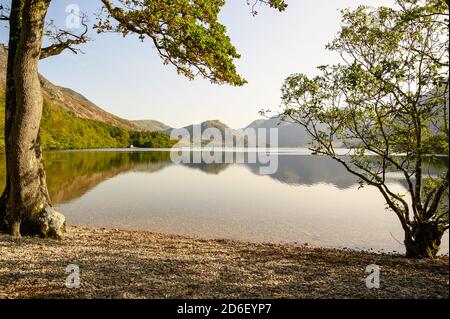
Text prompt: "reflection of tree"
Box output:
[[1, 151, 446, 205], [44, 151, 172, 204]]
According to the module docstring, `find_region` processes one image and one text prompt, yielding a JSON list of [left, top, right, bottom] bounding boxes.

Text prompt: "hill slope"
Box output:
[[165, 119, 312, 147], [168, 120, 237, 146], [132, 120, 172, 132], [0, 45, 176, 152], [0, 93, 176, 151], [243, 117, 311, 147], [0, 44, 141, 131]]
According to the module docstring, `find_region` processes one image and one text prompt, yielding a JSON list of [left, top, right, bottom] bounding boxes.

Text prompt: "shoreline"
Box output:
[[0, 225, 448, 299]]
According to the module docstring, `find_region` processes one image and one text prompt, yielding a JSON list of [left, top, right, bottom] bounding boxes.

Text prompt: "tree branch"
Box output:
[[426, 169, 449, 219], [40, 14, 89, 60]]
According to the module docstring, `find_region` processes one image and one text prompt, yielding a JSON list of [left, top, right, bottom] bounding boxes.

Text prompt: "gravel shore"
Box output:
[[0, 225, 448, 299]]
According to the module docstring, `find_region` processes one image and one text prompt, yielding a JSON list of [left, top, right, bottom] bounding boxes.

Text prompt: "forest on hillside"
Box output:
[[0, 91, 177, 152]]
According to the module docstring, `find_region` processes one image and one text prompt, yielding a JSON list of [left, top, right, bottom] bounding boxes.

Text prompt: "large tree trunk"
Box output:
[[2, 0, 65, 238], [0, 0, 23, 231], [404, 222, 444, 258]]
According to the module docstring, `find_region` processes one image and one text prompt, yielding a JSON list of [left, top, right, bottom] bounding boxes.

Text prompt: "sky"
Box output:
[[0, 0, 395, 129]]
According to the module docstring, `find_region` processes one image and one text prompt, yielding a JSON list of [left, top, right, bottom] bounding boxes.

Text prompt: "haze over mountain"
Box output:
[[132, 117, 314, 148], [243, 117, 311, 147]]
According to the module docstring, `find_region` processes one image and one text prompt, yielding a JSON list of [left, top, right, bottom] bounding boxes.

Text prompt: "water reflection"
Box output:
[[43, 151, 172, 203], [2, 150, 447, 203], [31, 150, 446, 203], [0, 150, 447, 253]]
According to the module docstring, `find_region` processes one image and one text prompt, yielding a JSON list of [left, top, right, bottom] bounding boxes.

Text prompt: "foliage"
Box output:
[[274, 0, 449, 258], [94, 0, 286, 86], [129, 130, 176, 148], [0, 91, 177, 152]]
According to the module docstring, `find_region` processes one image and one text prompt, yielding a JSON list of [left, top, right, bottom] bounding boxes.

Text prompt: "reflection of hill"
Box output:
[[244, 156, 358, 189], [49, 167, 135, 204], [129, 161, 172, 174], [44, 151, 172, 204], [181, 163, 231, 175], [2, 151, 447, 205], [244, 155, 448, 189]]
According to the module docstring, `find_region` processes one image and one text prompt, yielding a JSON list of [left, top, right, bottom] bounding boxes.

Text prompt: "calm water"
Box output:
[[0, 149, 448, 254]]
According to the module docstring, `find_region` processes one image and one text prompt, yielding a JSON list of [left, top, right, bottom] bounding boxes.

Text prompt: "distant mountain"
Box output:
[[243, 116, 350, 148], [163, 118, 316, 147], [178, 120, 232, 136], [132, 119, 172, 132], [0, 44, 177, 151], [243, 116, 312, 147], [167, 120, 237, 146], [243, 119, 267, 130], [0, 44, 141, 131], [0, 45, 347, 149]]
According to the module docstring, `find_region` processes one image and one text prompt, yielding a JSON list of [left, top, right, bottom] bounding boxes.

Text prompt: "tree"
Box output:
[[274, 0, 448, 258], [0, 0, 287, 238]]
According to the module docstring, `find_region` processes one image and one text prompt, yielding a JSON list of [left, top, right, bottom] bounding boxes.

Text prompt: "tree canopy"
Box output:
[[273, 0, 449, 258], [2, 0, 287, 84], [0, 0, 287, 238]]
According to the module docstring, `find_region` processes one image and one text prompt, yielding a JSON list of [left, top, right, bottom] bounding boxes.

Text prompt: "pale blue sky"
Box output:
[[1, 0, 394, 128]]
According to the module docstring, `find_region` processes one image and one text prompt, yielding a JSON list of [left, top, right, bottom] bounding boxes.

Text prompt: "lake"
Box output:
[[0, 149, 448, 254]]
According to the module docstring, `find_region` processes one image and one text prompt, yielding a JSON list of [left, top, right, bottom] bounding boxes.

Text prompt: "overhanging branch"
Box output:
[[40, 15, 89, 60]]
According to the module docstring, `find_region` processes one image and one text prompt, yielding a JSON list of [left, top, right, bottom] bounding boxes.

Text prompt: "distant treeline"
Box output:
[[0, 92, 177, 152]]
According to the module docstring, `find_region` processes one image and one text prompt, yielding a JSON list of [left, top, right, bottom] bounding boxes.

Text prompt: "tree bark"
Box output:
[[0, 0, 23, 231], [404, 222, 444, 258], [2, 0, 65, 238]]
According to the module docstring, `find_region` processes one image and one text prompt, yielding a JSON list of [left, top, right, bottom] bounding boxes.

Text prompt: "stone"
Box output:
[[36, 205, 66, 239]]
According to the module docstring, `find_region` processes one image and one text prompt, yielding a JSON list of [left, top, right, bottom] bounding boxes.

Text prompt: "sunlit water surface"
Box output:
[[1, 149, 447, 254]]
